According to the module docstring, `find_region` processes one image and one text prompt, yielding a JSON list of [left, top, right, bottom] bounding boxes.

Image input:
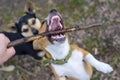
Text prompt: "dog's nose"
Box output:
[[50, 9, 57, 13], [32, 28, 38, 35]]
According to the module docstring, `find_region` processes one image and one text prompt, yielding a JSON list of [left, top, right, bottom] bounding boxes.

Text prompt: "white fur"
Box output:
[[45, 39, 70, 60], [45, 39, 90, 80], [51, 50, 90, 80], [84, 54, 113, 73]]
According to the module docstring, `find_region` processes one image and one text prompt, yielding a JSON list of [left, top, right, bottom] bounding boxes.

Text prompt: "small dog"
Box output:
[[33, 9, 113, 80], [3, 1, 43, 60], [1, 1, 43, 72]]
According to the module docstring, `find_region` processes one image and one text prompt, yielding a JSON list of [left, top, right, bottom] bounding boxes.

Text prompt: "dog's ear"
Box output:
[[14, 22, 21, 33], [8, 23, 18, 32], [24, 0, 35, 14], [38, 20, 47, 33]]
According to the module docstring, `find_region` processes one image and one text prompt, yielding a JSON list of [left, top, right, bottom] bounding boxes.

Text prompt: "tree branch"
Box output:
[[7, 23, 102, 48]]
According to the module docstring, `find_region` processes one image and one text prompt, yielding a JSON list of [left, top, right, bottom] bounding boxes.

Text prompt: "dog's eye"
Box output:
[[32, 19, 36, 25], [23, 28, 29, 32], [24, 21, 28, 24]]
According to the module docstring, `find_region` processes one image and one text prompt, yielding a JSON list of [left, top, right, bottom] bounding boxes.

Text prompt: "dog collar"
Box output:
[[51, 48, 72, 64], [42, 47, 72, 65]]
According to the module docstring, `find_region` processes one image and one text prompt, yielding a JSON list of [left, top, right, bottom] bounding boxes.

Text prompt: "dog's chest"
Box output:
[[51, 50, 90, 80], [45, 39, 90, 79], [45, 39, 70, 60]]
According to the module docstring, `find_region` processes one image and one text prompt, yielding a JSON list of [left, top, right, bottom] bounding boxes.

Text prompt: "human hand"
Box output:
[[0, 34, 15, 64]]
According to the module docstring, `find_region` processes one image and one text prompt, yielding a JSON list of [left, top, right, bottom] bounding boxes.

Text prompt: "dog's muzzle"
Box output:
[[46, 9, 65, 43]]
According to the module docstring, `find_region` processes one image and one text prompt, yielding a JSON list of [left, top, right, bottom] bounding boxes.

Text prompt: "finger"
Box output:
[[0, 47, 15, 64], [6, 47, 15, 59], [0, 34, 10, 52]]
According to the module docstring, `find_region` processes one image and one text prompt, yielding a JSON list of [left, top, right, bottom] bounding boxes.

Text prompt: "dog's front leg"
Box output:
[[84, 53, 113, 73]]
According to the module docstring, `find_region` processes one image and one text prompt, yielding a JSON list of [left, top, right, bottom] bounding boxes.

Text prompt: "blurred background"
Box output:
[[0, 0, 120, 80]]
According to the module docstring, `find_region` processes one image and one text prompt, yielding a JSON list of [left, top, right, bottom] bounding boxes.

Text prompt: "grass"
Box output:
[[0, 0, 120, 80], [3, 13, 13, 24]]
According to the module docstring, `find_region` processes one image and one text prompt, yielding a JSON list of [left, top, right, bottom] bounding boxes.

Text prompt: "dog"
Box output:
[[33, 9, 113, 80], [0, 1, 43, 72], [3, 0, 43, 60]]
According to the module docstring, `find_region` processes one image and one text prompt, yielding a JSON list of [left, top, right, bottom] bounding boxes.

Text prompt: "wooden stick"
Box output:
[[7, 23, 102, 48]]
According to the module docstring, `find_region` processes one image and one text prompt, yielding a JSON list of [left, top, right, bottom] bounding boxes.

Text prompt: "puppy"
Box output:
[[33, 9, 113, 80], [0, 1, 43, 72], [3, 0, 42, 60]]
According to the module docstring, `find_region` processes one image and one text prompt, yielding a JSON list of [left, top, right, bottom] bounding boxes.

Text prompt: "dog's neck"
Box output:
[[45, 38, 70, 60]]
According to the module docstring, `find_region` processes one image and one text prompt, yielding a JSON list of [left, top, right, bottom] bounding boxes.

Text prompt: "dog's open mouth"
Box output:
[[47, 10, 65, 43]]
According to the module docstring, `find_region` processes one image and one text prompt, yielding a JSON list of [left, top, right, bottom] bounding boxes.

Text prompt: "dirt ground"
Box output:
[[0, 0, 120, 80]]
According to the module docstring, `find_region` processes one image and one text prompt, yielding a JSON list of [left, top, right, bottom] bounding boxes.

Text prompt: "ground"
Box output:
[[0, 0, 120, 80]]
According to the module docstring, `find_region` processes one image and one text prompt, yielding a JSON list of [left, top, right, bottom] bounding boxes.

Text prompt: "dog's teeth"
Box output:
[[51, 34, 65, 40], [49, 26, 52, 31], [60, 34, 63, 37], [51, 35, 59, 39], [60, 34, 64, 38], [51, 36, 56, 39], [56, 35, 60, 38]]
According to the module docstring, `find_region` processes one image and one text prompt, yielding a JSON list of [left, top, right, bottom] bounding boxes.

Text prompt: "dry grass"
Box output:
[[0, 0, 120, 80]]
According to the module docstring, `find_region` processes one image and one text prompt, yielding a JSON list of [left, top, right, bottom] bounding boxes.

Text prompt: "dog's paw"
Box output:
[[95, 62, 113, 73]]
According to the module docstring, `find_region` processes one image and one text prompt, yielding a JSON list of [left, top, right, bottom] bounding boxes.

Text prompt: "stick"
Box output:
[[7, 23, 102, 48]]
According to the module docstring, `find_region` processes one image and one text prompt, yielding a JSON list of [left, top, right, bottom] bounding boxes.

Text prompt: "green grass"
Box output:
[[3, 13, 13, 24]]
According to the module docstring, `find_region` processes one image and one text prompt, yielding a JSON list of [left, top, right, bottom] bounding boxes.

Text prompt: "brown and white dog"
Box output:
[[33, 9, 113, 80]]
